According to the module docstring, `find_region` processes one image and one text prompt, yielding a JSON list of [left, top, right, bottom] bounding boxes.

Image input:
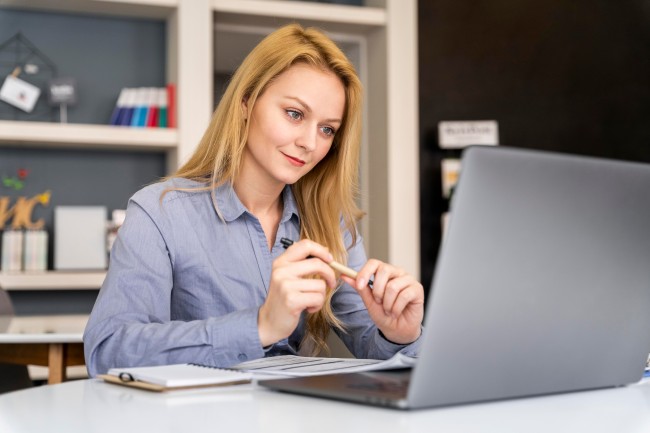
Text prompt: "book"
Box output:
[[109, 88, 128, 125], [130, 87, 148, 127], [119, 88, 137, 127], [145, 87, 159, 128], [166, 83, 176, 128], [157, 87, 168, 128], [111, 87, 170, 128], [100, 364, 252, 392], [230, 352, 417, 378]]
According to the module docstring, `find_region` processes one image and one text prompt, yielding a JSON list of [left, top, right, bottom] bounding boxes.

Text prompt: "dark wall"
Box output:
[[0, 8, 166, 123], [419, 1, 650, 287]]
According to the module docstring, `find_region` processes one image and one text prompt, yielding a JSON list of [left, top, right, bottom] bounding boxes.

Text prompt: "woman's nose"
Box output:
[[295, 125, 318, 151]]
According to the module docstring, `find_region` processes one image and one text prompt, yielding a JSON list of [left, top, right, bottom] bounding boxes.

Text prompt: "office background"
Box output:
[[418, 0, 650, 287], [0, 9, 167, 314], [1, 0, 649, 310]]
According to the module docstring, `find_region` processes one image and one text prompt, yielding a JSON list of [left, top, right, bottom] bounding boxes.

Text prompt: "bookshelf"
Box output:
[[0, 120, 177, 151], [0, 0, 420, 287], [0, 271, 105, 291]]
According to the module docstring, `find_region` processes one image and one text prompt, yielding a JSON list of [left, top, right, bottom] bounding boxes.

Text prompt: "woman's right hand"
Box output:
[[257, 239, 337, 347]]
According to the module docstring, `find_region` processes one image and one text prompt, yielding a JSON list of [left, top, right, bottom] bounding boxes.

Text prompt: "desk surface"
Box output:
[[0, 314, 86, 343], [2, 379, 650, 433]]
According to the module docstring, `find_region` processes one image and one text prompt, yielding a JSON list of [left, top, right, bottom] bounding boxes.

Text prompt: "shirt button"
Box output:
[[238, 353, 247, 361]]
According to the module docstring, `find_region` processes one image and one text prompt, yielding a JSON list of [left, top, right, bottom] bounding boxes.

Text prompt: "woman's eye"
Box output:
[[286, 109, 302, 121], [320, 126, 335, 137]]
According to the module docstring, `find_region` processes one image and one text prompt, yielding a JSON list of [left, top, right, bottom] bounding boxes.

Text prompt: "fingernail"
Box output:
[[358, 278, 366, 289]]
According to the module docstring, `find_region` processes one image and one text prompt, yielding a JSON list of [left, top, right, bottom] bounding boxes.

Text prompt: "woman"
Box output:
[[84, 24, 424, 376]]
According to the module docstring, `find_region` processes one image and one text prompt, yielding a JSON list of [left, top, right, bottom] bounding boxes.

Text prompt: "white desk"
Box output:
[[1, 379, 650, 433], [0, 315, 87, 384]]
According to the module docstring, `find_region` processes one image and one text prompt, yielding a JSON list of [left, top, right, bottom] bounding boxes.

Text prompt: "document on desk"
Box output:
[[100, 364, 252, 392], [231, 352, 417, 377]]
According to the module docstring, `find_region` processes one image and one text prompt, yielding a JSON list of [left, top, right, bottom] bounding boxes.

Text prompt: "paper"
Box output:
[[0, 75, 41, 112], [231, 352, 417, 377], [105, 364, 252, 388]]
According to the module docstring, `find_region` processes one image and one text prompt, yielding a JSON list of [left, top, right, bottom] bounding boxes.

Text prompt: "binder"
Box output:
[[166, 83, 176, 128], [130, 87, 148, 127], [145, 87, 159, 128], [119, 88, 137, 127], [157, 87, 168, 128], [109, 88, 128, 125]]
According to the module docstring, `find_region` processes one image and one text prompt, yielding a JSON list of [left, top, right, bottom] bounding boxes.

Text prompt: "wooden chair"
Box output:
[[0, 289, 33, 393]]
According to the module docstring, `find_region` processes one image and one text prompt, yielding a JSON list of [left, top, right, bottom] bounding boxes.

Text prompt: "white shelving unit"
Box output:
[[0, 0, 420, 287], [212, 0, 386, 26], [0, 120, 177, 151], [0, 271, 106, 291]]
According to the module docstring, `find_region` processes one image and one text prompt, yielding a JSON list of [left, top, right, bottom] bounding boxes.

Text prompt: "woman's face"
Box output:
[[242, 63, 346, 188]]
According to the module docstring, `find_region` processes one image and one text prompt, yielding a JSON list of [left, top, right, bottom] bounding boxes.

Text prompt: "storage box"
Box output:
[[54, 206, 107, 270]]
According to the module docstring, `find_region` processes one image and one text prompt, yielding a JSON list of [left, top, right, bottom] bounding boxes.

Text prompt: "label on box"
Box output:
[[438, 120, 499, 148]]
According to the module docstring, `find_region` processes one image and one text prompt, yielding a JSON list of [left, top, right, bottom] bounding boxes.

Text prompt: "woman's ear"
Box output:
[[241, 95, 249, 120]]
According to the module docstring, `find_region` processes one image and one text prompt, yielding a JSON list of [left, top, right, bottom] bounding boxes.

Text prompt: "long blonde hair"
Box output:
[[171, 24, 363, 354]]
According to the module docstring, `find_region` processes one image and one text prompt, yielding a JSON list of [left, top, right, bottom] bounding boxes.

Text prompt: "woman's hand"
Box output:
[[258, 240, 337, 347], [341, 259, 424, 345]]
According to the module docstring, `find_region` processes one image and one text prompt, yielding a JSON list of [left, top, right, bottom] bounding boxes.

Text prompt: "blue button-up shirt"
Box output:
[[84, 178, 420, 376]]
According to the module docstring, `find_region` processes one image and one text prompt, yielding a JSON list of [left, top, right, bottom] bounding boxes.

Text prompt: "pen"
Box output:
[[280, 237, 373, 289]]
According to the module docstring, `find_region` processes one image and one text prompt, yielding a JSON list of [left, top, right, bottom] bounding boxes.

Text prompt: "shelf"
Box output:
[[0, 271, 106, 291], [0, 0, 178, 19], [0, 0, 420, 279], [0, 121, 177, 151], [213, 0, 386, 29]]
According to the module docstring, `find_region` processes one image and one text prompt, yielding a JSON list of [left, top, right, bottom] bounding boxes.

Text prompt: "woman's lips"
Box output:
[[282, 153, 306, 167]]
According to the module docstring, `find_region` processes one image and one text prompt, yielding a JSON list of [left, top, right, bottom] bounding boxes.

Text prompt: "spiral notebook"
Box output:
[[99, 364, 252, 392]]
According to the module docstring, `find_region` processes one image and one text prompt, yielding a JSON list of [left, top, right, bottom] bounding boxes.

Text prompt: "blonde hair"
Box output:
[[171, 24, 363, 355]]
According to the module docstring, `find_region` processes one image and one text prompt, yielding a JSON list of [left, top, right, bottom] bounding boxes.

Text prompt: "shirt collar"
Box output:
[[215, 182, 300, 224], [280, 185, 300, 224]]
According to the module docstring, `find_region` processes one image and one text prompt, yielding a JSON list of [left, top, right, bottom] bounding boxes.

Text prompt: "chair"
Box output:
[[0, 288, 33, 393]]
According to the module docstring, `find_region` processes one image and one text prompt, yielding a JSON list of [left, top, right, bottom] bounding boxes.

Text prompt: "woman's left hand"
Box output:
[[341, 259, 424, 345]]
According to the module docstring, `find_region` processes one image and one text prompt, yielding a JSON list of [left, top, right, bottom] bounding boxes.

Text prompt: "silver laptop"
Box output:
[[260, 146, 650, 409]]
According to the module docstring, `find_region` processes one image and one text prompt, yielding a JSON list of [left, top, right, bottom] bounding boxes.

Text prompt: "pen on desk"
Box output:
[[280, 237, 373, 289]]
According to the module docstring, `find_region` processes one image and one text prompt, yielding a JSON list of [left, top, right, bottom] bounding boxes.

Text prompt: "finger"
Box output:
[[354, 259, 385, 303], [280, 278, 328, 294], [355, 259, 382, 290], [381, 275, 414, 315], [341, 274, 376, 308], [390, 284, 425, 318], [274, 258, 337, 288], [361, 261, 401, 304], [286, 292, 326, 314], [282, 239, 334, 264]]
